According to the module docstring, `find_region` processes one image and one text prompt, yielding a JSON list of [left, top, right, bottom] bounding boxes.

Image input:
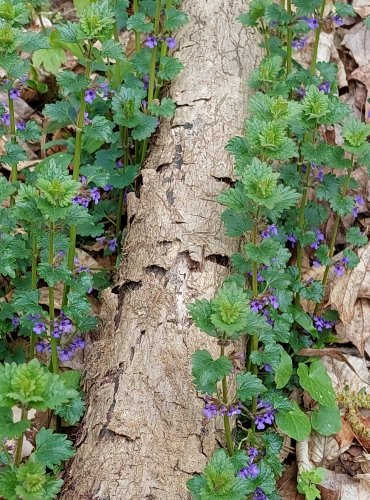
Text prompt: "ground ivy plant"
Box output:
[[0, 0, 187, 497], [187, 1, 369, 499]]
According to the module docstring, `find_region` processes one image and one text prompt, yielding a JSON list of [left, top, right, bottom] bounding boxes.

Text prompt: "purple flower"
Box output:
[[334, 263, 345, 277], [269, 295, 279, 309], [342, 256, 350, 265], [355, 195, 365, 205], [255, 416, 266, 430], [51, 329, 62, 339], [12, 316, 20, 328], [115, 159, 123, 169], [313, 315, 333, 332], [238, 463, 260, 479], [248, 447, 258, 459], [203, 402, 218, 419], [166, 37, 176, 49], [142, 75, 149, 90], [287, 234, 297, 246], [227, 402, 242, 417], [84, 89, 97, 103], [263, 363, 272, 372], [99, 81, 109, 97], [108, 237, 117, 252], [58, 347, 71, 362], [89, 187, 101, 204], [297, 87, 306, 98], [315, 168, 324, 182], [261, 224, 278, 239], [312, 259, 321, 267], [9, 88, 20, 100], [305, 17, 319, 30], [145, 36, 158, 48], [79, 175, 88, 185], [96, 236, 106, 245], [72, 195, 90, 208], [254, 488, 268, 500], [318, 81, 331, 93], [1, 113, 10, 126], [103, 184, 114, 191], [310, 229, 325, 249], [59, 318, 73, 333], [263, 411, 275, 425], [36, 341, 49, 353], [141, 99, 147, 110], [84, 112, 92, 125], [333, 15, 344, 26], [292, 38, 306, 49], [33, 321, 46, 335], [16, 121, 26, 131], [250, 300, 262, 313], [71, 337, 85, 350]]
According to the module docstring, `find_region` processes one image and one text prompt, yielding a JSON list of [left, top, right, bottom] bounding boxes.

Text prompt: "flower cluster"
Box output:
[[36, 337, 85, 361], [254, 400, 276, 430], [145, 35, 176, 49], [96, 235, 118, 252], [203, 396, 242, 419], [51, 311, 73, 338], [250, 292, 279, 313], [238, 448, 260, 480], [260, 224, 278, 239], [312, 315, 334, 332]]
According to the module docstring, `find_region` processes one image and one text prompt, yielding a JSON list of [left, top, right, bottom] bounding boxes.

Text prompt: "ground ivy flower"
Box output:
[[166, 37, 176, 49], [72, 195, 90, 208], [33, 321, 46, 335], [58, 347, 71, 362], [84, 88, 97, 103], [142, 75, 149, 90], [248, 447, 258, 459], [313, 315, 333, 332], [353, 195, 365, 217], [269, 295, 279, 309], [203, 401, 218, 419], [84, 112, 92, 125], [108, 237, 117, 252], [99, 81, 109, 97], [287, 234, 297, 246], [1, 112, 10, 126], [254, 488, 268, 500], [71, 337, 85, 350], [89, 187, 101, 204], [16, 120, 26, 131], [103, 184, 114, 191], [36, 341, 50, 353], [238, 463, 260, 479], [9, 88, 20, 100], [318, 81, 331, 93], [12, 316, 20, 328], [314, 167, 324, 182], [96, 236, 106, 245], [333, 15, 344, 26], [305, 17, 319, 30], [145, 35, 158, 48], [260, 224, 278, 239], [115, 159, 123, 168], [292, 38, 306, 49], [310, 229, 325, 249], [227, 402, 242, 417]]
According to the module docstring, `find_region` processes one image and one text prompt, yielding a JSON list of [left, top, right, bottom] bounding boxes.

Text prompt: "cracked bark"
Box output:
[[60, 1, 261, 498]]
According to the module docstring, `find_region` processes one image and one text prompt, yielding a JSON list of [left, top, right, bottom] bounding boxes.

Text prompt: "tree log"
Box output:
[[61, 1, 260, 498]]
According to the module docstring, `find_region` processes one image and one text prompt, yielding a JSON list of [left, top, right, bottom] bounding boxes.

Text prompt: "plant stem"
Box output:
[[63, 46, 92, 308], [141, 0, 162, 163], [220, 344, 234, 456], [313, 157, 354, 315], [29, 233, 38, 360], [310, 0, 326, 77], [133, 0, 141, 53], [249, 210, 260, 416], [48, 223, 58, 373], [14, 407, 28, 466], [116, 127, 129, 236], [286, 0, 292, 76], [8, 91, 17, 203]]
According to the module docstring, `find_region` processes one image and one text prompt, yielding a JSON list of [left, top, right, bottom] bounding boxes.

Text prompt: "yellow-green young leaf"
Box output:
[[33, 48, 67, 75], [297, 360, 336, 407], [274, 348, 292, 389], [275, 402, 311, 441], [311, 405, 341, 436], [73, 0, 92, 15]]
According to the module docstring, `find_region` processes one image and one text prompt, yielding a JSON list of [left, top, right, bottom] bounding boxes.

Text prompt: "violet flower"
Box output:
[[1, 113, 10, 126], [333, 15, 344, 26], [16, 121, 26, 131], [318, 81, 330, 93], [145, 36, 158, 48], [84, 89, 97, 103], [238, 464, 260, 479], [89, 187, 101, 204], [305, 17, 319, 30], [166, 37, 176, 49], [254, 488, 268, 500], [9, 88, 20, 100], [108, 237, 117, 252], [310, 229, 325, 249], [33, 321, 46, 335], [287, 234, 297, 246]]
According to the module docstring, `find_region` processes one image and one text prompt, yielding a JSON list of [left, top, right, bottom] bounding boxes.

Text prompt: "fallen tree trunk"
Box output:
[[61, 1, 261, 498]]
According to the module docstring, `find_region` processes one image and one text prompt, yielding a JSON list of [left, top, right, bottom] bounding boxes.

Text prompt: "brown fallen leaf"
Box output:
[[342, 23, 370, 67], [277, 463, 305, 500], [335, 418, 356, 450], [336, 299, 370, 357], [329, 243, 370, 325], [353, 0, 370, 18]]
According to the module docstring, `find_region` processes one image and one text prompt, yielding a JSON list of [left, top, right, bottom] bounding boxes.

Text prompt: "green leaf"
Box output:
[[21, 32, 49, 52], [343, 248, 360, 269], [188, 299, 217, 337], [31, 427, 75, 468], [84, 115, 114, 144], [346, 227, 368, 247], [164, 7, 188, 30], [37, 263, 72, 287], [238, 0, 272, 27], [293, 0, 322, 16], [329, 193, 354, 217], [126, 12, 153, 32], [300, 281, 324, 303], [54, 394, 85, 425], [275, 348, 292, 389], [73, 0, 92, 15], [221, 209, 253, 237], [297, 360, 336, 407], [288, 305, 318, 337], [365, 16, 370, 29], [157, 56, 184, 80], [343, 117, 370, 148], [148, 97, 176, 118], [0, 467, 17, 500], [260, 431, 283, 456], [33, 48, 67, 75], [0, 407, 30, 439], [245, 239, 290, 267], [250, 343, 281, 369], [335, 2, 356, 17], [315, 244, 331, 266], [13, 289, 41, 315], [58, 370, 81, 390], [236, 372, 267, 402], [56, 70, 89, 95], [100, 39, 126, 61], [311, 405, 341, 436], [43, 100, 76, 130], [302, 85, 330, 122], [108, 164, 139, 189], [0, 177, 16, 203], [192, 350, 232, 394], [131, 113, 158, 140], [276, 401, 311, 440]]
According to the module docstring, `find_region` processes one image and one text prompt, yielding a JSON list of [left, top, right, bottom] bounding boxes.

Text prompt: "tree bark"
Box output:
[[61, 1, 261, 498]]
